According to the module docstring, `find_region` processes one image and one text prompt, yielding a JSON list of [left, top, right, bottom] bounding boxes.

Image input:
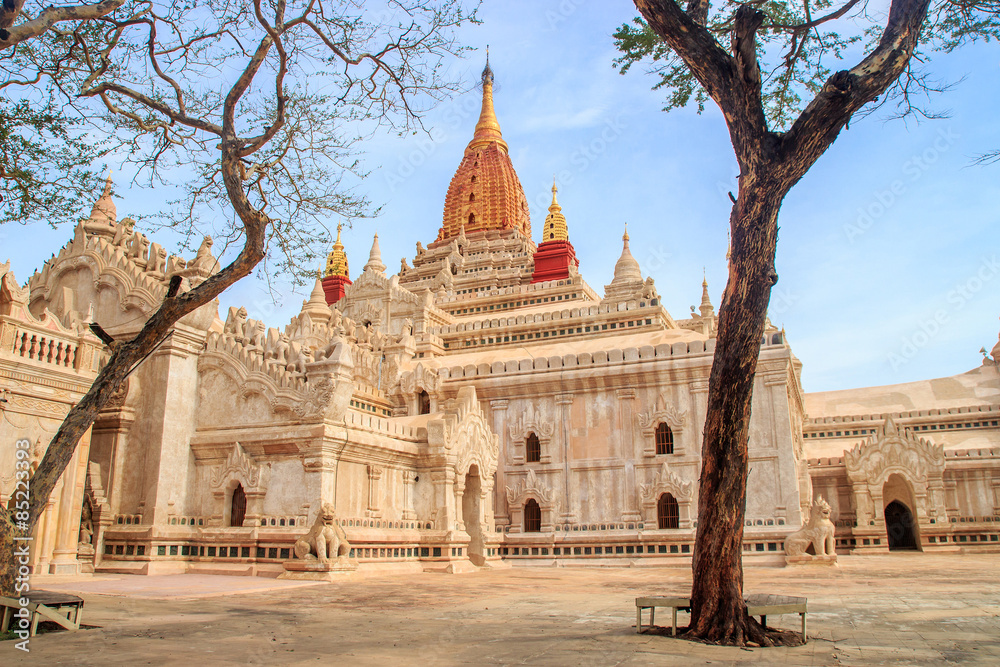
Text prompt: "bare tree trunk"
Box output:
[[633, 0, 931, 645], [688, 173, 785, 645]]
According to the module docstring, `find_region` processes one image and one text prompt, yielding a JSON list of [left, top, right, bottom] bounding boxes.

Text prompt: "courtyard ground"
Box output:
[[3, 552, 999, 665]]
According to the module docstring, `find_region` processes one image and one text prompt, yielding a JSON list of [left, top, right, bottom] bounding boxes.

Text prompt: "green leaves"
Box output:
[[614, 0, 998, 131], [0, 99, 108, 225]]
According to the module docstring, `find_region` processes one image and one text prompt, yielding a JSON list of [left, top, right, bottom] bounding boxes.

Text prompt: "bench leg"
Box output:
[[672, 607, 677, 636], [801, 612, 807, 640], [636, 607, 642, 634], [650, 606, 655, 628], [2, 606, 11, 632], [30, 611, 40, 637], [760, 615, 766, 629]]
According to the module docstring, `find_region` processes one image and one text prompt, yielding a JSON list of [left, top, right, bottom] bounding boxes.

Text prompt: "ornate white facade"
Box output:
[[2, 65, 998, 577]]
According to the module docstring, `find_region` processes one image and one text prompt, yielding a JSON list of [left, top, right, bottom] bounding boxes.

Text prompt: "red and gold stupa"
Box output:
[[322, 224, 351, 305], [530, 181, 578, 283]]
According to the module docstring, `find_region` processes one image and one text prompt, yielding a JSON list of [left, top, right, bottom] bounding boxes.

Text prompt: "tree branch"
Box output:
[[0, 0, 125, 48], [780, 0, 933, 182], [633, 0, 736, 112]]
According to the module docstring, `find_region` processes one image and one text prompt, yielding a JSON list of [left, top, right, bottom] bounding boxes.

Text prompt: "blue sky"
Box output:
[[2, 1, 998, 394]]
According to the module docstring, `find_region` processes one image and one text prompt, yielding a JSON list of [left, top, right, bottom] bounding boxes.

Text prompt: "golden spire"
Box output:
[[699, 269, 715, 318], [324, 224, 349, 278], [542, 179, 569, 242], [623, 223, 629, 243], [468, 52, 507, 152]]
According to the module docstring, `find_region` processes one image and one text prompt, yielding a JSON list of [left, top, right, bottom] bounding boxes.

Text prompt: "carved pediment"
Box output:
[[210, 442, 269, 493], [639, 462, 694, 504], [399, 362, 440, 396], [637, 395, 688, 433], [844, 416, 945, 485], [508, 402, 555, 443], [506, 468, 554, 506]]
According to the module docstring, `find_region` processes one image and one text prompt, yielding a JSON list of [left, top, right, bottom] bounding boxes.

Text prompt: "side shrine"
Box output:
[[2, 61, 998, 578]]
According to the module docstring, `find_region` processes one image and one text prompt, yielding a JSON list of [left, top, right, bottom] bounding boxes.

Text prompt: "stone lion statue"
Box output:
[[293, 502, 350, 562], [784, 497, 836, 557]]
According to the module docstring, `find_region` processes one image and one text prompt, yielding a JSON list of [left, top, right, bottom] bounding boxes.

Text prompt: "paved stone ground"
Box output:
[[3, 553, 999, 665]]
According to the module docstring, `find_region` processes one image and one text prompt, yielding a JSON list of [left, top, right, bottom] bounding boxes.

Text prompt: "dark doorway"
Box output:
[[885, 500, 917, 550], [230, 483, 247, 527], [418, 390, 431, 415]]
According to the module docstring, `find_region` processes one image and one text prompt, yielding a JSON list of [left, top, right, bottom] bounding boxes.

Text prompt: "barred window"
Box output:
[[655, 422, 674, 455], [658, 493, 679, 529], [524, 499, 541, 532], [526, 432, 541, 463]]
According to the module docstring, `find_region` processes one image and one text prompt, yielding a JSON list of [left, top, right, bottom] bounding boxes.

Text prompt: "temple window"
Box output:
[[525, 432, 541, 463], [418, 390, 431, 415], [468, 212, 476, 226], [469, 192, 475, 202], [655, 422, 674, 455], [524, 499, 541, 532], [471, 175, 477, 183], [657, 493, 679, 529], [230, 483, 247, 527]]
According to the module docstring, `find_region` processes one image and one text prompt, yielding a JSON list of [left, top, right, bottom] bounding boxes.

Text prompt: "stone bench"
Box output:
[[635, 593, 807, 638], [1, 591, 85, 636]]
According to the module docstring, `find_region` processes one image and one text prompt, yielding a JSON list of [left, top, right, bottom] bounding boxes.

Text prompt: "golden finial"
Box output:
[[543, 178, 568, 242], [469, 51, 505, 151], [324, 223, 349, 278], [623, 223, 629, 243]]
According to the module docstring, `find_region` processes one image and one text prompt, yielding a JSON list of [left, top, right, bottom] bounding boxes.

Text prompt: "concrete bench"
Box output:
[[1, 591, 85, 636], [635, 594, 807, 638]]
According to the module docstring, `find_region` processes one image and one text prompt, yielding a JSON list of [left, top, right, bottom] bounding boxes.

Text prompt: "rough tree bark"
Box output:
[[633, 0, 932, 644]]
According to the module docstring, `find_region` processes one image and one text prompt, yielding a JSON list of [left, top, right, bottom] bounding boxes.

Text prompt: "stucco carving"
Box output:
[[637, 395, 689, 456], [211, 442, 266, 490], [506, 469, 553, 506], [638, 462, 693, 504], [508, 403, 554, 463], [844, 416, 948, 525]]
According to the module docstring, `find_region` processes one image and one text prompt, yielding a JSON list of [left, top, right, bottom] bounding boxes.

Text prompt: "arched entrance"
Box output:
[[882, 473, 921, 551], [885, 500, 918, 550], [462, 465, 485, 565]]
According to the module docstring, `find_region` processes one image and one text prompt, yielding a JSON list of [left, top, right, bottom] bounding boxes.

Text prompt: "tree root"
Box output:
[[642, 623, 806, 648]]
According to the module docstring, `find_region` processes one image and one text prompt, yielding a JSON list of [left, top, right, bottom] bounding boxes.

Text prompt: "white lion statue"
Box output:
[[784, 497, 836, 557], [293, 502, 351, 562]]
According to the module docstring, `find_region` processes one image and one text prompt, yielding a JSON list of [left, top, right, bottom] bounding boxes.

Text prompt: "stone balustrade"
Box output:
[[1, 316, 102, 375]]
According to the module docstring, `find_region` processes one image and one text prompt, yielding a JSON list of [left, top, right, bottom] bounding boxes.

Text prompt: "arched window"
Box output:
[[549, 233, 554, 239], [230, 483, 247, 527], [470, 174, 477, 183], [524, 499, 541, 532], [468, 212, 476, 226], [418, 390, 430, 415], [657, 493, 679, 529], [469, 192, 475, 202], [655, 422, 674, 455], [525, 432, 541, 463]]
